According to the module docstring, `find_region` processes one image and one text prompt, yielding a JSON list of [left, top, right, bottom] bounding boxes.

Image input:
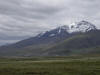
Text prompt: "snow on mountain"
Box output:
[[36, 20, 97, 37], [68, 20, 97, 33], [49, 34, 55, 37], [57, 25, 69, 33], [37, 31, 47, 37], [56, 20, 97, 34]]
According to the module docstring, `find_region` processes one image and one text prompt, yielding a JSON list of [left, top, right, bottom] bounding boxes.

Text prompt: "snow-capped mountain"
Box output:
[[68, 20, 97, 33], [36, 25, 69, 38], [0, 20, 99, 57], [37, 20, 97, 37]]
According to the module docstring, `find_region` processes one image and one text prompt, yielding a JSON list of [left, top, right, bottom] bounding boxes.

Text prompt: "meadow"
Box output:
[[0, 56, 100, 75]]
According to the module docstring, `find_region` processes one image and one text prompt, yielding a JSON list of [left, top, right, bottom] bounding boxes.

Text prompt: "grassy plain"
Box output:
[[0, 56, 100, 75]]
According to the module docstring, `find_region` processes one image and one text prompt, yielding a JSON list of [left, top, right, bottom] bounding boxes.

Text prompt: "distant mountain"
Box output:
[[0, 23, 72, 56], [0, 20, 99, 57], [43, 30, 100, 56]]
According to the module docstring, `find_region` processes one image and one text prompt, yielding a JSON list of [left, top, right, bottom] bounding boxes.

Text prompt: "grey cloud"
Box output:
[[0, 0, 100, 45]]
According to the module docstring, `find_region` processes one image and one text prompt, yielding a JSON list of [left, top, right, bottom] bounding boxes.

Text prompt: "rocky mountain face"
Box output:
[[0, 20, 99, 57], [38, 20, 97, 36]]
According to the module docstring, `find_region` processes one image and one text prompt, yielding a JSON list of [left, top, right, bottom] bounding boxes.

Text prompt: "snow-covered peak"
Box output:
[[68, 20, 97, 33], [36, 20, 97, 38], [56, 20, 97, 33]]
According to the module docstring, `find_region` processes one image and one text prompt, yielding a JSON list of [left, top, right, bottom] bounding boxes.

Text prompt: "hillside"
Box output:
[[43, 30, 100, 56], [0, 21, 99, 57]]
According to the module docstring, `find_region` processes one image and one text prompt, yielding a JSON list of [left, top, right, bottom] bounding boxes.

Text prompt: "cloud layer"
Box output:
[[0, 0, 100, 45]]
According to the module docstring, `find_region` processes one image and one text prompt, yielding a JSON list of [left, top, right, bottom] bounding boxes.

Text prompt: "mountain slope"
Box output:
[[11, 20, 97, 48], [43, 30, 100, 56], [0, 20, 99, 57], [0, 24, 72, 57]]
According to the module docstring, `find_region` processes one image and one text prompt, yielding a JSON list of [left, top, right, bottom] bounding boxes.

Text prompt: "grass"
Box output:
[[0, 56, 100, 75]]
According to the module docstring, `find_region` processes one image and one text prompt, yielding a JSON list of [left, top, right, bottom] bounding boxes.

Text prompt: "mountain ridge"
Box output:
[[0, 20, 99, 57]]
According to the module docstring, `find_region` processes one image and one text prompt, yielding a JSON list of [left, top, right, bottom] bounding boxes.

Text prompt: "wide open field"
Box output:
[[0, 56, 100, 75]]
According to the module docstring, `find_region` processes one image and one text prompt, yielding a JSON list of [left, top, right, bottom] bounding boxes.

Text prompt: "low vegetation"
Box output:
[[0, 56, 100, 75]]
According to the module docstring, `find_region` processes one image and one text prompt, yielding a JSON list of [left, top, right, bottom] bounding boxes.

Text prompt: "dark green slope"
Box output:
[[43, 30, 100, 56]]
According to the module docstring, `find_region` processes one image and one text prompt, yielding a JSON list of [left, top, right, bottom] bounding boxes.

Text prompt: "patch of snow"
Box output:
[[49, 34, 55, 37], [58, 29, 61, 33], [37, 31, 46, 37], [68, 20, 96, 33], [58, 25, 69, 33], [37, 20, 97, 38]]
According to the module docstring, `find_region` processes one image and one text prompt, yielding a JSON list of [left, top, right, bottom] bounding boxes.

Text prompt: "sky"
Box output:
[[0, 0, 100, 45]]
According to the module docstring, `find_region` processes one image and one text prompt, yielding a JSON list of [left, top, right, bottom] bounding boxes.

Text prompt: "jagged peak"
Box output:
[[68, 20, 97, 33], [36, 20, 97, 38]]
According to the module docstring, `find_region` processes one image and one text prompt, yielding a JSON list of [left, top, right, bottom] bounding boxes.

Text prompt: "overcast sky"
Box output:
[[0, 0, 100, 45]]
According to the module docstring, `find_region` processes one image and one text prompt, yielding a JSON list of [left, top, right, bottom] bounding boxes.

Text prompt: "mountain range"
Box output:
[[0, 20, 100, 57]]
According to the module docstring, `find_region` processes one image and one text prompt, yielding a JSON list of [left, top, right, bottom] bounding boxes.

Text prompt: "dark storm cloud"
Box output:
[[0, 0, 100, 45]]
